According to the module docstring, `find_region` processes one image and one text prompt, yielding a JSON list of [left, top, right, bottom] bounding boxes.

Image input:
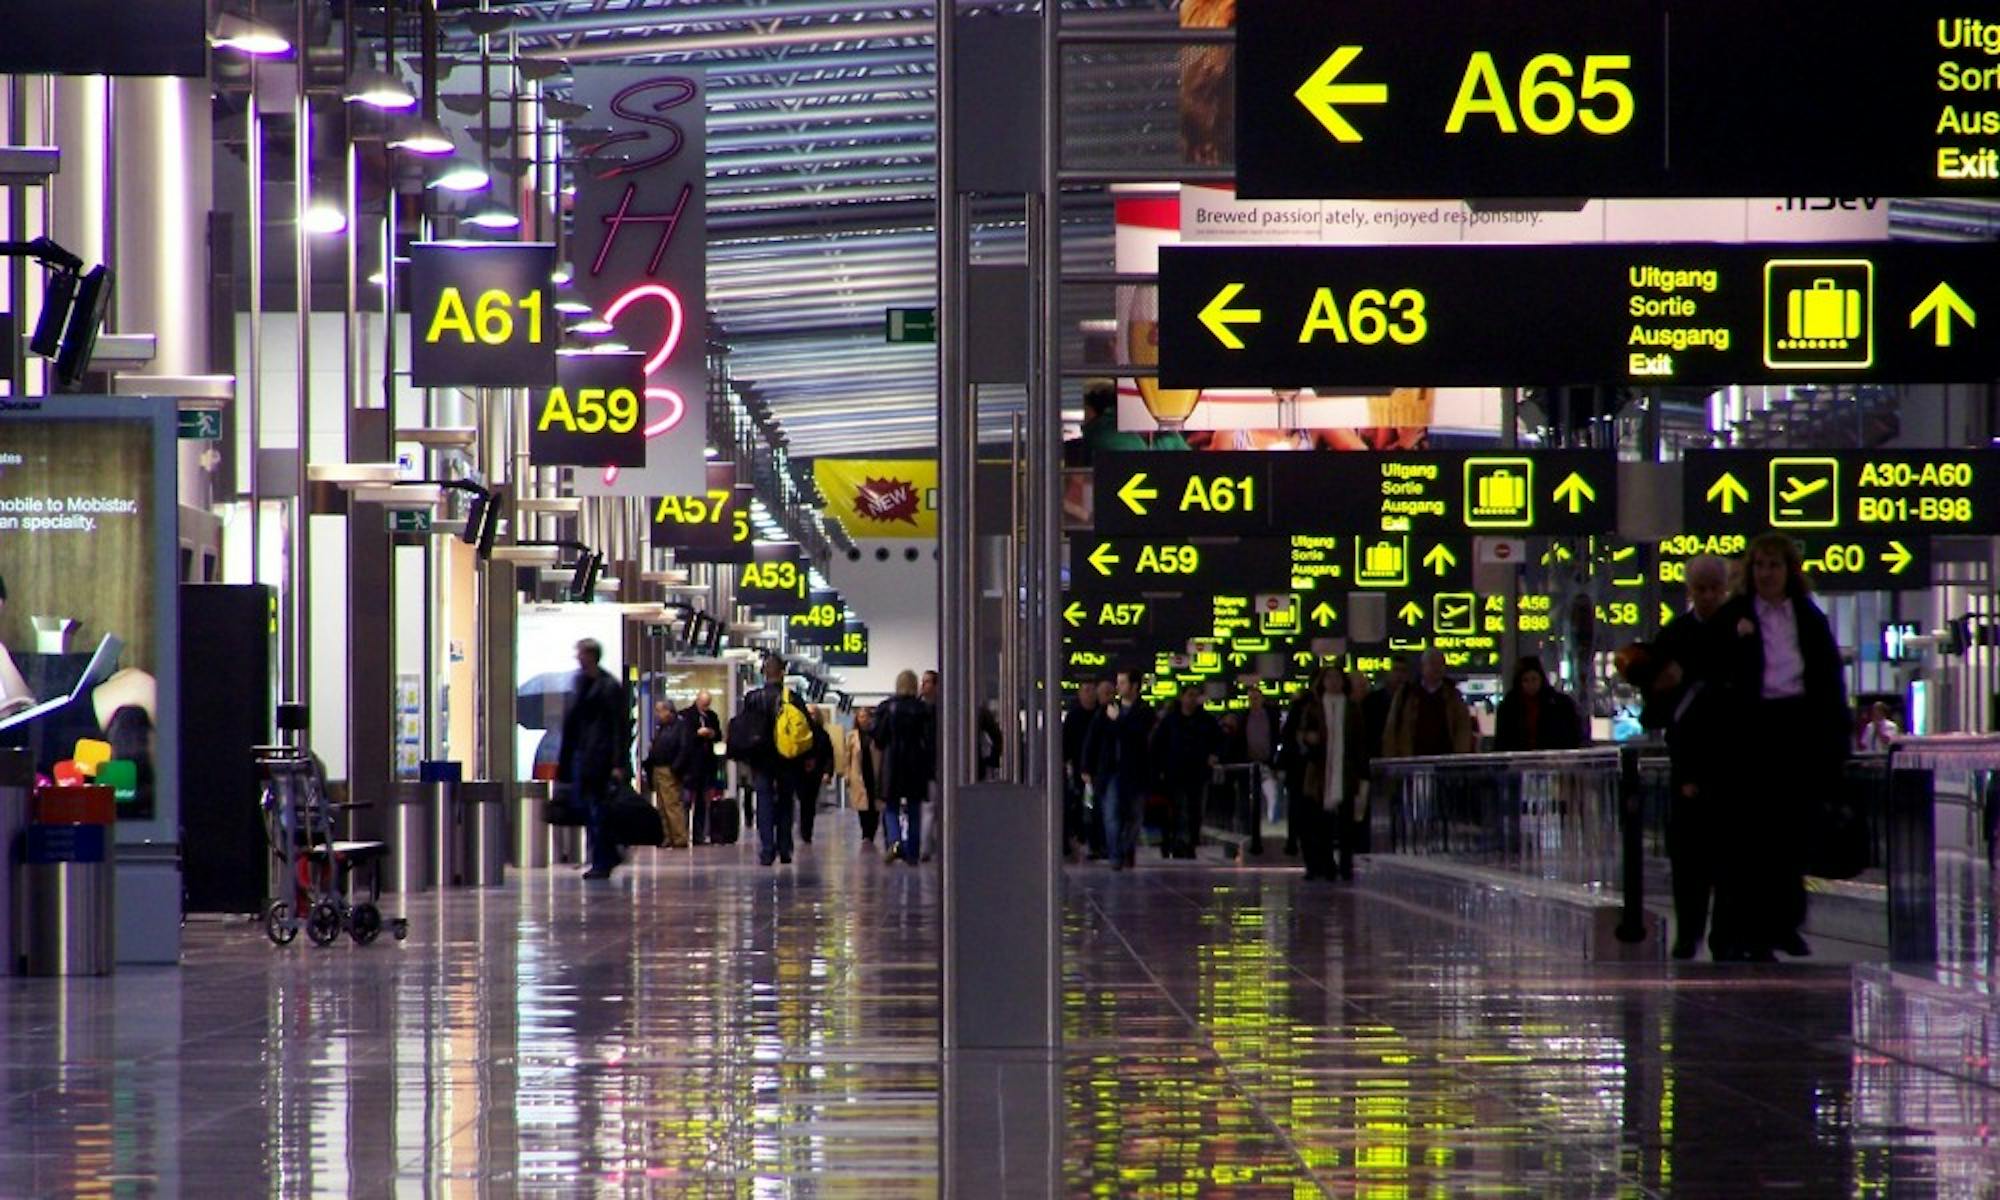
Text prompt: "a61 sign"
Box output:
[[410, 242, 557, 388]]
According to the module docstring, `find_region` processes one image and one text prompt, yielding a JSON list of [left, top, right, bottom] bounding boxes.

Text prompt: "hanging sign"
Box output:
[[812, 458, 939, 538], [650, 462, 754, 563], [786, 592, 848, 644], [1682, 451, 2000, 536], [570, 67, 708, 498], [736, 542, 812, 614], [529, 353, 647, 467], [823, 623, 871, 667], [408, 242, 557, 388]]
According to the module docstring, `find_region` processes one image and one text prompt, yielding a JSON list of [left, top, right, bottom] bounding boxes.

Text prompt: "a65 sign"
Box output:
[[530, 353, 647, 467], [410, 242, 557, 388]]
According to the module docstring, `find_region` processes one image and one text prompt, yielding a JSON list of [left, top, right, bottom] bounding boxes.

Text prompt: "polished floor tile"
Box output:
[[0, 820, 1995, 1196]]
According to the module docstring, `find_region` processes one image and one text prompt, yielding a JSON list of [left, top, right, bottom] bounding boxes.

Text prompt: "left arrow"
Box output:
[[1063, 601, 1086, 627], [1117, 472, 1158, 515], [1198, 282, 1262, 350], [1087, 543, 1121, 576], [1552, 472, 1597, 514], [1293, 45, 1388, 144], [1910, 282, 1976, 348]]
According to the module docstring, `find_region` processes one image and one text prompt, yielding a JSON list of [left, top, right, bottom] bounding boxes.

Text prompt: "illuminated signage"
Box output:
[[735, 542, 811, 614], [650, 463, 754, 563], [530, 352, 647, 467], [1095, 451, 1614, 536], [1236, 0, 2000, 200], [1684, 451, 2000, 535], [409, 242, 557, 388], [786, 592, 847, 644], [570, 68, 707, 497], [1160, 243, 2000, 388], [823, 623, 871, 667], [1659, 530, 1928, 592]]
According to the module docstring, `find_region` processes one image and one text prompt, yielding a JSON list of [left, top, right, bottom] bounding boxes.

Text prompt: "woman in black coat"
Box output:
[[1716, 532, 1849, 961], [1493, 656, 1583, 752]]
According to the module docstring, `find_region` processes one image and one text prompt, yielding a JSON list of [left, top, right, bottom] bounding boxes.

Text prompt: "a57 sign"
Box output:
[[651, 463, 755, 563]]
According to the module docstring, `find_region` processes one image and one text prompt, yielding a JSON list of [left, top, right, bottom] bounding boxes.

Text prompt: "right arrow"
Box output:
[[1197, 282, 1263, 350], [1310, 601, 1337, 627], [1293, 45, 1388, 144], [1706, 472, 1750, 514], [1116, 472, 1158, 515], [1910, 282, 1976, 348], [1882, 540, 1915, 576], [1397, 601, 1424, 625], [1422, 543, 1457, 576]]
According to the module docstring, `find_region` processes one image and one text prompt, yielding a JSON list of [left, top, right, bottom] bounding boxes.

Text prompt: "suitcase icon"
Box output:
[[1786, 278, 1860, 345]]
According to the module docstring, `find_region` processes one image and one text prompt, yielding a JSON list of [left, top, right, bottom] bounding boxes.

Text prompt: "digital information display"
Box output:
[[1236, 0, 2000, 200], [650, 463, 754, 563], [1094, 451, 1616, 537], [409, 242, 558, 388], [1658, 531, 1929, 592], [1067, 534, 1474, 598], [1682, 451, 2000, 535], [1159, 242, 2000, 389]]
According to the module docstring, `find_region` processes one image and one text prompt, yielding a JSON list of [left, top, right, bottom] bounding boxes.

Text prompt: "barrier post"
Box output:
[[1616, 744, 1647, 944]]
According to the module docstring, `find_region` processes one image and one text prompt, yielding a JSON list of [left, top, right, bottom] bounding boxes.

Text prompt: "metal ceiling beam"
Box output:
[[534, 18, 935, 64]]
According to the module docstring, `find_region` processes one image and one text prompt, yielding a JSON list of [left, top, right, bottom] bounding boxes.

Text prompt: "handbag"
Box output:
[[726, 702, 770, 763], [546, 782, 588, 828], [606, 786, 666, 847]]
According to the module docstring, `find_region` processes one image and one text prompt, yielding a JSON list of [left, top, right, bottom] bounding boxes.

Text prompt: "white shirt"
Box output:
[[1756, 596, 1806, 699], [1320, 694, 1347, 809]]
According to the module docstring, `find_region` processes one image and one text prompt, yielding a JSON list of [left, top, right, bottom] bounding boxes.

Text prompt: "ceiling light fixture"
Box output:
[[302, 202, 348, 235], [464, 202, 521, 230], [211, 12, 292, 56], [429, 161, 491, 192], [389, 116, 456, 156], [343, 65, 417, 111]]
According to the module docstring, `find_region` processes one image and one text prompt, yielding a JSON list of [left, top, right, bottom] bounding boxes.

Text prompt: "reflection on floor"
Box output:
[[2, 816, 1996, 1196]]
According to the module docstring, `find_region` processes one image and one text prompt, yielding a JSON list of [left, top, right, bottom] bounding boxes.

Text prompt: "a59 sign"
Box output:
[[410, 242, 557, 388], [530, 353, 647, 467]]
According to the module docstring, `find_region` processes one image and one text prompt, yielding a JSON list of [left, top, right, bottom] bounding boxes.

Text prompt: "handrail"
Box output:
[[1372, 745, 1658, 774]]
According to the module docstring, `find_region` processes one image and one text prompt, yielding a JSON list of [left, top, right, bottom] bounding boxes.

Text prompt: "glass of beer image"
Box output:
[[1124, 284, 1202, 433]]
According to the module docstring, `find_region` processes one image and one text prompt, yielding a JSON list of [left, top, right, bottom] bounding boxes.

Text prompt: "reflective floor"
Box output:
[[2, 814, 1997, 1197]]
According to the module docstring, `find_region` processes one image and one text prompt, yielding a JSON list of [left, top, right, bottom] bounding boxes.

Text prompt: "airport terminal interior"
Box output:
[[2, 1, 2000, 1195]]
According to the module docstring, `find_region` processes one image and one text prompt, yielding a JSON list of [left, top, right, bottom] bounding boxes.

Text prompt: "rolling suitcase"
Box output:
[[706, 787, 740, 845]]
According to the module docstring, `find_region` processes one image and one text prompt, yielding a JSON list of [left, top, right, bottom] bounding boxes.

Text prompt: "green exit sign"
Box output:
[[385, 508, 433, 535], [885, 307, 936, 344], [177, 408, 223, 440]]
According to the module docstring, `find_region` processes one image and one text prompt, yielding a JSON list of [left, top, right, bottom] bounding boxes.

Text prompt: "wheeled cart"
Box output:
[[255, 745, 408, 947]]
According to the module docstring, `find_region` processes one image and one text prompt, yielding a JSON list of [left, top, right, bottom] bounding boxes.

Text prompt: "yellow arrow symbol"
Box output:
[[1882, 540, 1914, 576], [1706, 472, 1749, 514], [1398, 601, 1425, 624], [1422, 543, 1457, 575], [1087, 543, 1120, 576], [1063, 601, 1085, 627], [1198, 282, 1262, 350], [1552, 472, 1597, 514], [1293, 45, 1388, 144], [1311, 601, 1337, 626], [1117, 472, 1158, 515], [1910, 282, 1976, 348]]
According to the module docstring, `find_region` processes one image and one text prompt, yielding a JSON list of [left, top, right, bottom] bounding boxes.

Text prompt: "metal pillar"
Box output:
[[292, 0, 314, 722]]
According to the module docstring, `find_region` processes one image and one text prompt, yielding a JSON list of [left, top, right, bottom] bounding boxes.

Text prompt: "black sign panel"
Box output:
[[736, 542, 811, 614], [786, 592, 848, 644], [1094, 451, 1616, 536], [0, 0, 205, 76], [1658, 531, 1929, 592], [530, 353, 647, 467], [1683, 451, 2000, 536], [823, 623, 871, 667], [651, 463, 754, 563], [410, 242, 557, 388], [1067, 533, 1475, 598], [1237, 0, 1997, 200], [1160, 242, 2000, 389]]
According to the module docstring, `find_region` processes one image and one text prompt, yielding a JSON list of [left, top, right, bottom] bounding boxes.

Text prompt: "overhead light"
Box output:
[[302, 202, 348, 235], [429, 162, 490, 192], [389, 116, 456, 156], [211, 12, 291, 56], [703, 445, 718, 459], [570, 318, 613, 335], [590, 341, 631, 354], [553, 298, 592, 315], [367, 269, 385, 286], [464, 202, 521, 230], [551, 264, 574, 285], [343, 66, 417, 111]]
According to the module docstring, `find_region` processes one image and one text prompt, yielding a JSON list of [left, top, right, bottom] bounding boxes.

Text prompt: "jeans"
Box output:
[[583, 780, 622, 873], [881, 795, 922, 860], [753, 768, 794, 862], [1102, 778, 1140, 862]]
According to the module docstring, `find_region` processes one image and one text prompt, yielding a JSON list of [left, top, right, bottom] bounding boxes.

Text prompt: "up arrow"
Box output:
[[1882, 540, 1915, 576], [1117, 472, 1158, 515], [1706, 472, 1750, 514], [1397, 601, 1425, 625], [1198, 283, 1262, 350], [1310, 601, 1337, 626], [1422, 544, 1457, 575], [1087, 543, 1120, 576], [1552, 472, 1597, 514], [1293, 45, 1388, 144], [1910, 282, 1976, 347], [1063, 601, 1086, 627]]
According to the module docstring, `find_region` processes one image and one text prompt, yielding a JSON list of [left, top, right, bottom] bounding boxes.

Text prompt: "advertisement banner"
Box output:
[[812, 458, 939, 539], [570, 67, 707, 498]]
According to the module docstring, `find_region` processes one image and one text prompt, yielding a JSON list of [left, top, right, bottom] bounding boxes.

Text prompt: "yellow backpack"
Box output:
[[774, 688, 813, 760]]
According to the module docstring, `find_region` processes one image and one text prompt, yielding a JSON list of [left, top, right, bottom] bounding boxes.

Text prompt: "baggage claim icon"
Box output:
[[1763, 259, 1873, 371]]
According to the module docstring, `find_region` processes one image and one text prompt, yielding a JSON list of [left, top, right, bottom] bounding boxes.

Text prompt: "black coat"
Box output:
[[1061, 700, 1098, 775], [872, 694, 935, 802], [642, 718, 702, 781], [1082, 698, 1154, 796], [1642, 609, 1741, 795], [1150, 705, 1221, 784], [1493, 688, 1584, 752], [559, 667, 630, 799], [1720, 592, 1850, 763], [678, 705, 722, 785]]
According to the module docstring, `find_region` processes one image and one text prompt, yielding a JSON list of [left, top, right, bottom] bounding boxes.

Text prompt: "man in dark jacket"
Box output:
[[797, 707, 836, 845], [560, 638, 631, 880], [873, 669, 935, 863], [1060, 683, 1101, 860], [1082, 670, 1154, 870], [1151, 685, 1222, 860], [742, 656, 810, 866], [679, 690, 723, 843], [641, 699, 695, 849]]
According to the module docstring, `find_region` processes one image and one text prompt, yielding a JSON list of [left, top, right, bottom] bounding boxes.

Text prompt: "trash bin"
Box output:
[[16, 786, 115, 976], [459, 782, 508, 887], [387, 782, 434, 894]]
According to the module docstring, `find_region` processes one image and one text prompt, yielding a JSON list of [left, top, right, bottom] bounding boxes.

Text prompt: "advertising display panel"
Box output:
[[812, 459, 939, 539]]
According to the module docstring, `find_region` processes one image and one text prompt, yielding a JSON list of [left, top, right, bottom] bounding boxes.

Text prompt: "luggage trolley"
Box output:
[[255, 744, 407, 947]]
